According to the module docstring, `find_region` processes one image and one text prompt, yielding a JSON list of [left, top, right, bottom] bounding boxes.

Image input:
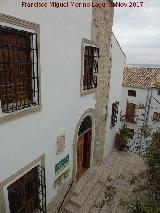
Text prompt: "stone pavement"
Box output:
[[62, 150, 146, 213]]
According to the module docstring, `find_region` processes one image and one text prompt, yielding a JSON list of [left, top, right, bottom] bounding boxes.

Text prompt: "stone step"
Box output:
[[64, 201, 81, 213], [70, 168, 104, 207], [72, 168, 96, 196], [81, 171, 108, 213]]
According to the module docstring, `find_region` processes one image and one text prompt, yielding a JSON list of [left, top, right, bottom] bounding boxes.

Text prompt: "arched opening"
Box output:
[[76, 115, 92, 182]]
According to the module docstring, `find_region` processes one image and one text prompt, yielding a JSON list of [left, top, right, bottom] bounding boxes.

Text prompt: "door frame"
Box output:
[[72, 108, 95, 183]]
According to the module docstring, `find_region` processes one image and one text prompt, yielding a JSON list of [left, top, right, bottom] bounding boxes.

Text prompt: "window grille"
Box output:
[[125, 102, 136, 123], [110, 101, 119, 128], [8, 165, 46, 213], [83, 46, 99, 90], [0, 25, 39, 113], [128, 90, 136, 97]]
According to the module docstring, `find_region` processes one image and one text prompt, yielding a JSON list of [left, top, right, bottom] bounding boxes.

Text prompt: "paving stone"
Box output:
[[62, 150, 146, 213], [81, 172, 108, 213], [70, 169, 104, 207], [64, 201, 81, 213], [73, 169, 96, 196]]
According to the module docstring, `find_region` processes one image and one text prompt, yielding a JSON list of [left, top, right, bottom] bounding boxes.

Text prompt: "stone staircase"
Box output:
[[59, 151, 146, 213], [62, 165, 108, 213]]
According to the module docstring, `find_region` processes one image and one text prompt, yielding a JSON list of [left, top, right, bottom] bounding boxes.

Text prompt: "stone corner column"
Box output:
[[91, 0, 114, 165]]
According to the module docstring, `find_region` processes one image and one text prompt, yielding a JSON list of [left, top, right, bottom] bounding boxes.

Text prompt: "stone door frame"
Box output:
[[72, 108, 95, 182]]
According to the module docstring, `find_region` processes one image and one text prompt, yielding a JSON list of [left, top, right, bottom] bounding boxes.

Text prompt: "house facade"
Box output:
[[120, 66, 160, 155], [104, 34, 125, 158], [0, 1, 127, 212]]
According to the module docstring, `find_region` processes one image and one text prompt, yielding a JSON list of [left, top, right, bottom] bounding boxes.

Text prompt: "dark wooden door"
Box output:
[[76, 134, 84, 182], [83, 128, 92, 169]]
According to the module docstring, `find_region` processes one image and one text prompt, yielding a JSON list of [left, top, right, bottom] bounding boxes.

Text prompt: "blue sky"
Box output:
[[113, 0, 160, 65]]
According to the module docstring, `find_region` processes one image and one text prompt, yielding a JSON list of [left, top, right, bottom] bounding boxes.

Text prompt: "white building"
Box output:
[[120, 66, 160, 155], [0, 2, 125, 213], [104, 34, 125, 158]]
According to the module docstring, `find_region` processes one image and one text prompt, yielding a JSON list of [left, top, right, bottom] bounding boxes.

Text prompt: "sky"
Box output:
[[113, 0, 160, 65]]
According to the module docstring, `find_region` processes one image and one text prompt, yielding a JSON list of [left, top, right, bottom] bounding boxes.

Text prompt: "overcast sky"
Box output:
[[113, 0, 160, 65]]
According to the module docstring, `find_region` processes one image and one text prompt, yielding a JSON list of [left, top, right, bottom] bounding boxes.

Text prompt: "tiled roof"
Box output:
[[123, 66, 160, 89]]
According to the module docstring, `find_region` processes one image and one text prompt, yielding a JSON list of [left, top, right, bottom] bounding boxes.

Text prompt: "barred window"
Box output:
[[125, 102, 136, 123], [7, 166, 47, 213], [83, 45, 99, 91], [0, 25, 39, 113], [110, 101, 119, 129]]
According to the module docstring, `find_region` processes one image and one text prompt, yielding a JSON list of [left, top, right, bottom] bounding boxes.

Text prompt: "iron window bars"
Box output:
[[8, 165, 47, 213], [0, 25, 39, 113], [110, 101, 119, 128], [83, 46, 99, 91]]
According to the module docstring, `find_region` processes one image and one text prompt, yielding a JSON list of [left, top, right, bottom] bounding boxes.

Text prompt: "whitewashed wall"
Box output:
[[0, 0, 95, 209], [103, 34, 125, 159], [120, 86, 160, 155]]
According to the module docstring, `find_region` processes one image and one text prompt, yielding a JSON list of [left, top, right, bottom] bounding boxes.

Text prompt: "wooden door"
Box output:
[[76, 134, 84, 182], [83, 128, 92, 169]]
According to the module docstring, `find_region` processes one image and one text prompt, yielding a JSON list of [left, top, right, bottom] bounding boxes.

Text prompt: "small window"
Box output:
[[128, 90, 136, 97], [153, 112, 160, 122], [125, 102, 136, 123], [129, 129, 134, 139], [0, 25, 40, 113], [83, 45, 99, 91], [110, 101, 119, 128], [158, 90, 160, 95]]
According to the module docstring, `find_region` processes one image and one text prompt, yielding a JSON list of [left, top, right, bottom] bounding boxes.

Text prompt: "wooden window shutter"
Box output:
[[0, 25, 40, 113], [7, 166, 39, 213], [125, 102, 136, 123], [128, 90, 136, 97], [83, 46, 94, 90]]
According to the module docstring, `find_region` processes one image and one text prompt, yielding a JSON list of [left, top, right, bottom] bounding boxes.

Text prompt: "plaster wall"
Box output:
[[104, 34, 125, 159], [0, 1, 95, 210]]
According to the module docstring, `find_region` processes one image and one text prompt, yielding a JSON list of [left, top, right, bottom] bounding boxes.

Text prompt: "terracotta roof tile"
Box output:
[[123, 66, 160, 89]]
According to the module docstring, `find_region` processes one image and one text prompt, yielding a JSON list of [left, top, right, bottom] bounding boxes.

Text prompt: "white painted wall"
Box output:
[[120, 86, 160, 155], [0, 0, 95, 209], [103, 34, 125, 159]]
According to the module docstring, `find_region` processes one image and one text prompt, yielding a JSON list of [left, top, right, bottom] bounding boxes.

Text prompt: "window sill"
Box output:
[[0, 105, 42, 124]]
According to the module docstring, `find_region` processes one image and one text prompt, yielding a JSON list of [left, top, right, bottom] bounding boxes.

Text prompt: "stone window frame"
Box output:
[[80, 38, 98, 97], [0, 13, 41, 124]]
